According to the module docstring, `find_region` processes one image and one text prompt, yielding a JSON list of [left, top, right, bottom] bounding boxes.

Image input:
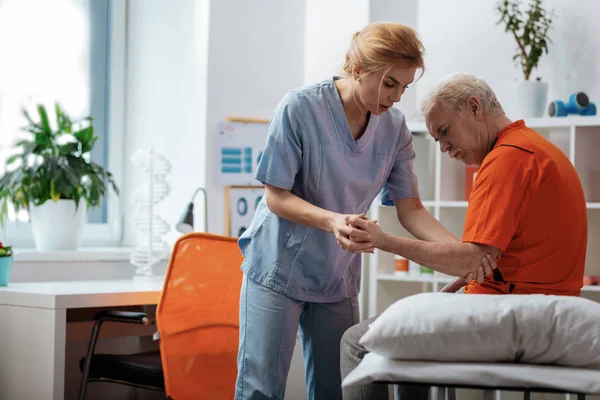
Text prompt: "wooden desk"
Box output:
[[0, 279, 163, 400]]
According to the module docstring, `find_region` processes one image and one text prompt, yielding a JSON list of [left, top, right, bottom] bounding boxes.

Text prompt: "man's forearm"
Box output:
[[395, 199, 460, 243], [380, 234, 488, 277], [400, 207, 460, 243]]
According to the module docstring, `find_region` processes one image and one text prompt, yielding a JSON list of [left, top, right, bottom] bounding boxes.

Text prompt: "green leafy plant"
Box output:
[[0, 103, 119, 226], [496, 0, 554, 80], [0, 242, 12, 257]]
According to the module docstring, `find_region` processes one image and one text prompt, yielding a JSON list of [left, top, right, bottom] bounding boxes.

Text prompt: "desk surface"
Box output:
[[0, 279, 163, 309]]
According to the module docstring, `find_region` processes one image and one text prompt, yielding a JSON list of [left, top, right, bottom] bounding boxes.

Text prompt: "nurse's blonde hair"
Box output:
[[342, 22, 425, 80]]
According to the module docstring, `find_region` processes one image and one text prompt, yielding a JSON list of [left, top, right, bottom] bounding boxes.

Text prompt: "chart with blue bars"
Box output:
[[221, 147, 262, 174], [216, 121, 268, 186]]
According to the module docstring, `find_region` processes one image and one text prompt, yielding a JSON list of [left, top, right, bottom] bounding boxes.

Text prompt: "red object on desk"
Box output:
[[465, 166, 479, 201], [583, 275, 600, 286]]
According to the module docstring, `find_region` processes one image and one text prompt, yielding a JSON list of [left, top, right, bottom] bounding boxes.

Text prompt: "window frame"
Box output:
[[3, 0, 127, 248]]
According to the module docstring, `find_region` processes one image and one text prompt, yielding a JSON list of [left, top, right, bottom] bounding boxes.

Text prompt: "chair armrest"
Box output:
[[93, 310, 151, 325], [80, 310, 152, 398]]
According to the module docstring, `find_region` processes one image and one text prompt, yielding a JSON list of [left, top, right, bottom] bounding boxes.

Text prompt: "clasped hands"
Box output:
[[332, 213, 496, 284]]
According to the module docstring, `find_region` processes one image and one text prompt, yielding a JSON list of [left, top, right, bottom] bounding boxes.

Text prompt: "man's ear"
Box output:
[[467, 96, 483, 119]]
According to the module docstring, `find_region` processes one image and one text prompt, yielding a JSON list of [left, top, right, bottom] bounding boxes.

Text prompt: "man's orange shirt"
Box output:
[[463, 120, 587, 296]]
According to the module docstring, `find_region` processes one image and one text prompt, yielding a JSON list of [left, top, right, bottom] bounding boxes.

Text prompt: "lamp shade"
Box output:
[[176, 203, 194, 233]]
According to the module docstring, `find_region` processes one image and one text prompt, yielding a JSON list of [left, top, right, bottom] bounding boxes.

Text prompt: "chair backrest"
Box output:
[[156, 232, 244, 399]]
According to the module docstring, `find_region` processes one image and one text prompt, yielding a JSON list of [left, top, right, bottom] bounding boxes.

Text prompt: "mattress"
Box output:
[[342, 353, 600, 394]]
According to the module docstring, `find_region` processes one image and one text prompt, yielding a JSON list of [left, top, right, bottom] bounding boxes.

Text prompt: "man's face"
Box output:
[[425, 99, 487, 166]]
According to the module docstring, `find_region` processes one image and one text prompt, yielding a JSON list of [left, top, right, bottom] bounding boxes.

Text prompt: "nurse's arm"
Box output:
[[394, 198, 459, 243], [264, 184, 373, 253]]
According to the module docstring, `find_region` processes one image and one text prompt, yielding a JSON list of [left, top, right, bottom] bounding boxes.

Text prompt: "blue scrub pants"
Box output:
[[235, 275, 359, 400]]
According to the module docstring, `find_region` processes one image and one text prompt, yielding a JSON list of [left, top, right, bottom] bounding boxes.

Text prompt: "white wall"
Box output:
[[123, 0, 209, 246], [304, 0, 370, 84], [204, 0, 305, 235], [369, 0, 418, 24], [416, 0, 600, 118]]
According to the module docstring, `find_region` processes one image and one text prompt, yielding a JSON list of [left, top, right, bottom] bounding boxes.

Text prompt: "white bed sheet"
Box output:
[[342, 353, 600, 394]]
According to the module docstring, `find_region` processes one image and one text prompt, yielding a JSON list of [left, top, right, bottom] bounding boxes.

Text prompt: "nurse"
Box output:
[[235, 22, 493, 400]]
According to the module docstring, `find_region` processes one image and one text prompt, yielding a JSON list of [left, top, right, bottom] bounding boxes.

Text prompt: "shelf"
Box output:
[[376, 201, 467, 208], [407, 116, 600, 134], [377, 274, 453, 283], [407, 121, 427, 133], [439, 201, 469, 208], [371, 117, 600, 319], [379, 201, 599, 209], [525, 116, 600, 129]]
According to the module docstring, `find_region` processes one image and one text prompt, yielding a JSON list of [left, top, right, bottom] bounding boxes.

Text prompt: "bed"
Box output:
[[342, 352, 600, 399]]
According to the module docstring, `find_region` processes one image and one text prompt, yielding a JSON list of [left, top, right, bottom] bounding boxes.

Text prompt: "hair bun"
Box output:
[[342, 23, 424, 78]]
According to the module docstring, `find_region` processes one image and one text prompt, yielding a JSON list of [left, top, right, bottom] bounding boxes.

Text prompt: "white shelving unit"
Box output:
[[365, 116, 600, 318]]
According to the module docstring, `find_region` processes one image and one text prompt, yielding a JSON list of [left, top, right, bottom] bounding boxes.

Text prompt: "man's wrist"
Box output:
[[378, 232, 394, 252]]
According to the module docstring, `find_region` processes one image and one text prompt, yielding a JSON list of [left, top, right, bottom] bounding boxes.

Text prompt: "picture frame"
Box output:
[[225, 185, 265, 237]]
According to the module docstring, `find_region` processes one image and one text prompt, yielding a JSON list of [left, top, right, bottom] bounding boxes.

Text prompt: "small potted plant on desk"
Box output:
[[0, 242, 14, 286]]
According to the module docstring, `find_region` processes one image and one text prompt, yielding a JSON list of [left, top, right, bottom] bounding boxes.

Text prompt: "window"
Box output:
[[0, 0, 125, 247]]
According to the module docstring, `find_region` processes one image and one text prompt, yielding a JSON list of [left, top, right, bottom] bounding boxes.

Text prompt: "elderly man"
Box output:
[[340, 73, 588, 400]]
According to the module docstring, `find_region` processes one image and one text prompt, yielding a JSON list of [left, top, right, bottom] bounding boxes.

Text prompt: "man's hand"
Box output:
[[331, 214, 375, 254], [441, 253, 497, 290], [461, 252, 496, 284]]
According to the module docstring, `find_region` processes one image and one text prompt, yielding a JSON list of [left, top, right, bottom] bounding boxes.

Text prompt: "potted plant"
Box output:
[[0, 242, 13, 286], [0, 103, 119, 250], [496, 0, 554, 117]]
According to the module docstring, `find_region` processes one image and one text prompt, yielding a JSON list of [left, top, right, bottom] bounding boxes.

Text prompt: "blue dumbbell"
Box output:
[[549, 92, 597, 117]]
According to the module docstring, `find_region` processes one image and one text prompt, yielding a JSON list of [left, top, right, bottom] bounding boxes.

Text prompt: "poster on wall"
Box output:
[[216, 121, 269, 186], [225, 186, 265, 237]]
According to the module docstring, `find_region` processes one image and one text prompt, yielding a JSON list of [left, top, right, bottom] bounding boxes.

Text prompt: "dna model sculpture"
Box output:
[[129, 148, 171, 279]]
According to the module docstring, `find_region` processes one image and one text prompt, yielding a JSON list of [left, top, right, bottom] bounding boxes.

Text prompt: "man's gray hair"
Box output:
[[421, 73, 504, 116]]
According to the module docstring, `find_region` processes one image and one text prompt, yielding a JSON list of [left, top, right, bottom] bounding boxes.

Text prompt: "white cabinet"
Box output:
[[364, 116, 600, 318]]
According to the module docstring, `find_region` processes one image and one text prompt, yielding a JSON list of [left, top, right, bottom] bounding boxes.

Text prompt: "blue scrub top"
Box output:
[[238, 77, 419, 302]]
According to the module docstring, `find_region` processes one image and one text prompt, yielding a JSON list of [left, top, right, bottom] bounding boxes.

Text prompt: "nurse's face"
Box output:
[[354, 65, 417, 116]]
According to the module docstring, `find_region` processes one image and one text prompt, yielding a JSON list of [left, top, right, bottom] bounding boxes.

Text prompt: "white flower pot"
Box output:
[[30, 199, 87, 251], [500, 80, 549, 119]]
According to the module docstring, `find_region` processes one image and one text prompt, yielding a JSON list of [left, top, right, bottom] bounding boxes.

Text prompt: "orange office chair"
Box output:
[[156, 232, 244, 400], [78, 233, 243, 400]]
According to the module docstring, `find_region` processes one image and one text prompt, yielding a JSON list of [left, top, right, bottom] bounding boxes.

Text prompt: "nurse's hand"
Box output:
[[331, 213, 375, 254], [345, 215, 385, 248]]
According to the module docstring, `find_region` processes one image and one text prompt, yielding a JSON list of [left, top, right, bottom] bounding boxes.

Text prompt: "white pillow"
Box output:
[[359, 292, 600, 368]]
